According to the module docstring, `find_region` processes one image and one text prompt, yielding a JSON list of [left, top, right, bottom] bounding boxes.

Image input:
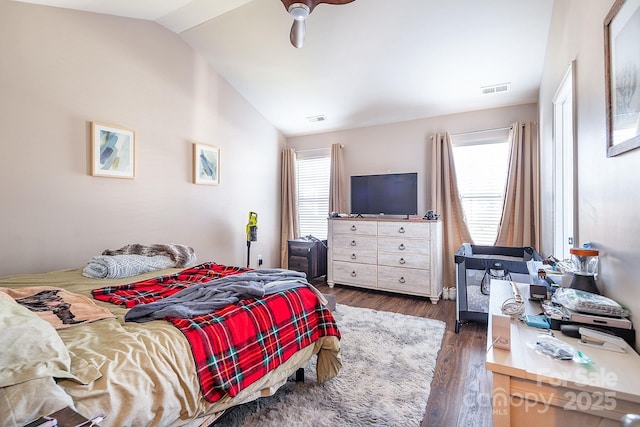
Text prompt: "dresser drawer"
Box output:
[[377, 252, 430, 269], [288, 256, 309, 271], [332, 247, 378, 265], [377, 266, 429, 294], [333, 261, 377, 286], [378, 221, 431, 238], [377, 237, 430, 255], [331, 220, 378, 236], [288, 244, 312, 257], [332, 235, 377, 251]]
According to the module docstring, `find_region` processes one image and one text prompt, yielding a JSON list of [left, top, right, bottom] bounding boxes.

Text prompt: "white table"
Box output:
[[486, 280, 640, 427]]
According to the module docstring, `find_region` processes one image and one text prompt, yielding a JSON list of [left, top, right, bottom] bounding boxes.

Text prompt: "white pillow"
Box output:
[[0, 293, 77, 387]]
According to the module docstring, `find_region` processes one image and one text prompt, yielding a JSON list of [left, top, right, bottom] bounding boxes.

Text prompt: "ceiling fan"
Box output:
[[281, 0, 355, 48]]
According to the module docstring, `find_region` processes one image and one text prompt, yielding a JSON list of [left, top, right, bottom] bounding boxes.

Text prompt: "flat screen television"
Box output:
[[350, 172, 418, 216]]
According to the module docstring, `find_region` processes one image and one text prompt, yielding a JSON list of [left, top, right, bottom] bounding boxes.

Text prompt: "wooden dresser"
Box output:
[[327, 218, 443, 303]]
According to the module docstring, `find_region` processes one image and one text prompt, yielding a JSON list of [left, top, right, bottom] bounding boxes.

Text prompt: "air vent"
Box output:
[[481, 82, 511, 95], [307, 115, 327, 123]]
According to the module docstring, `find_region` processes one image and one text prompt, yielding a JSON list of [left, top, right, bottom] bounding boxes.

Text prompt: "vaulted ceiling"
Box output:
[[12, 0, 555, 136]]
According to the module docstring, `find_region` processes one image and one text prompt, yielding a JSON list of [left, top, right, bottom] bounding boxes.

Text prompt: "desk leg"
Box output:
[[492, 373, 511, 427]]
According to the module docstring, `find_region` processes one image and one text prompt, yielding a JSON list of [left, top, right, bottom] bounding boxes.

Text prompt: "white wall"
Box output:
[[0, 2, 284, 276], [287, 103, 537, 216], [539, 0, 640, 345]]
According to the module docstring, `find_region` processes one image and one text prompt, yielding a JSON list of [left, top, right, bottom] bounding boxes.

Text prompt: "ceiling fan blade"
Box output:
[[290, 18, 306, 48], [317, 0, 356, 5]]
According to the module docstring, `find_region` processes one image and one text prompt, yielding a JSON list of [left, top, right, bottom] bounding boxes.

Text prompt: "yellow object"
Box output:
[[246, 211, 258, 242]]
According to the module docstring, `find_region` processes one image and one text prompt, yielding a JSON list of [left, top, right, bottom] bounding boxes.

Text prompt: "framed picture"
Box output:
[[193, 143, 220, 185], [604, 0, 640, 157], [91, 122, 135, 178]]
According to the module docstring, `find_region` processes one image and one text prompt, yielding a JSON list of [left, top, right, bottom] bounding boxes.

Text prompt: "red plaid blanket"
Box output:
[[171, 287, 340, 402], [91, 262, 249, 307], [92, 263, 340, 402]]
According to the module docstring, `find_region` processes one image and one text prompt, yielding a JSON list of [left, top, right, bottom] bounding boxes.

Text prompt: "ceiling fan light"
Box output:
[[288, 3, 310, 21]]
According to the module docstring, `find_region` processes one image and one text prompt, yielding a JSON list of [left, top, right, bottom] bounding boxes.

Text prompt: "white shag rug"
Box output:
[[214, 303, 446, 427]]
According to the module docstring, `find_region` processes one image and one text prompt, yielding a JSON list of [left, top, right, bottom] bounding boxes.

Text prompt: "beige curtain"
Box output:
[[495, 121, 540, 248], [431, 133, 473, 288], [329, 143, 346, 213], [280, 148, 299, 267]]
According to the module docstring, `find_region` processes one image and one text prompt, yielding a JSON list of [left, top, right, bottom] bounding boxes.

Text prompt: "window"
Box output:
[[296, 152, 330, 240], [451, 132, 510, 245]]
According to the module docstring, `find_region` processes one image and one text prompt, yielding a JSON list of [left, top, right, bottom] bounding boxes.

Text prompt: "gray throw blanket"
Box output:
[[102, 243, 196, 268], [124, 269, 315, 323]]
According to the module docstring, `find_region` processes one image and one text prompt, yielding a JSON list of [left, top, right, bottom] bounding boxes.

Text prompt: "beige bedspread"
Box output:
[[0, 268, 341, 427]]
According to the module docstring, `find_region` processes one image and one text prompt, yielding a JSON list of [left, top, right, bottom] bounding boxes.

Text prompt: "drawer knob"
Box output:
[[398, 227, 405, 233], [399, 277, 406, 284], [351, 271, 357, 277], [399, 243, 406, 250], [351, 240, 357, 246], [399, 258, 406, 264], [351, 225, 357, 231], [351, 253, 357, 260]]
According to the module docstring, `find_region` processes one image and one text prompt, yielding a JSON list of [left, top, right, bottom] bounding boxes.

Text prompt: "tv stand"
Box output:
[[327, 217, 443, 303]]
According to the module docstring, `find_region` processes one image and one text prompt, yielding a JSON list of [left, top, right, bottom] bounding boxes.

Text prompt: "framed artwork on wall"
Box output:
[[91, 122, 136, 178], [604, 0, 640, 157], [193, 143, 220, 185]]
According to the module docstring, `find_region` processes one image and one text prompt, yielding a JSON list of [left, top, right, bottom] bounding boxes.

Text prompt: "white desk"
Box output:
[[486, 280, 640, 427]]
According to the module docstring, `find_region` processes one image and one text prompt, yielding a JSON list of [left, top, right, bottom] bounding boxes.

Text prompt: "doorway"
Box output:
[[552, 61, 576, 259]]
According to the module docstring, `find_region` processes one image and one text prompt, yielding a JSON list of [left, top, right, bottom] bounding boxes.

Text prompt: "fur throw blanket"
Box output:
[[102, 243, 196, 268]]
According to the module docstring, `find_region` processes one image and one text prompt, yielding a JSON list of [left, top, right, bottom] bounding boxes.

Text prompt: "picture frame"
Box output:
[[604, 0, 640, 157], [91, 122, 135, 178], [193, 143, 220, 185]]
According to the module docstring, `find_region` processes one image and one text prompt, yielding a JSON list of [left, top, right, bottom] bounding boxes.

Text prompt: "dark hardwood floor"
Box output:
[[311, 278, 493, 427]]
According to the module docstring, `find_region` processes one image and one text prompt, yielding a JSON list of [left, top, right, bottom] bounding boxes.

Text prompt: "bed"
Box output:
[[0, 260, 342, 427]]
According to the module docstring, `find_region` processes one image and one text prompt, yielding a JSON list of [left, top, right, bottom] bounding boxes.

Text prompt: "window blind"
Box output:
[[296, 154, 330, 240]]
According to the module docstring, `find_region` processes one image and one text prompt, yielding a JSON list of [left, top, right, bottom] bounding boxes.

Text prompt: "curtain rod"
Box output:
[[294, 144, 343, 154], [450, 125, 513, 137], [294, 148, 328, 153]]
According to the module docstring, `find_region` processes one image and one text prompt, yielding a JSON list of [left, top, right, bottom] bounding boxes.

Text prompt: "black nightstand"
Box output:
[[287, 238, 327, 280]]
